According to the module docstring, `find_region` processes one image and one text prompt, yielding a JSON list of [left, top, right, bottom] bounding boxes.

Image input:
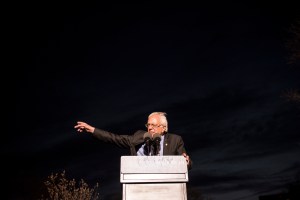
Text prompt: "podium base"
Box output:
[[122, 183, 187, 200]]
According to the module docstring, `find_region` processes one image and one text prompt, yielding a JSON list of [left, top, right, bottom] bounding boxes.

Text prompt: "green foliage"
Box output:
[[285, 20, 300, 65], [284, 19, 300, 103], [39, 171, 100, 200]]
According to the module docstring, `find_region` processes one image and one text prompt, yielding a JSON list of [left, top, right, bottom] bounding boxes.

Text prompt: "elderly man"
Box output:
[[74, 112, 192, 169]]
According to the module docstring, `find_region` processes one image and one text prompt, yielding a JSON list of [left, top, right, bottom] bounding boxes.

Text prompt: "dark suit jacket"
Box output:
[[92, 128, 192, 169]]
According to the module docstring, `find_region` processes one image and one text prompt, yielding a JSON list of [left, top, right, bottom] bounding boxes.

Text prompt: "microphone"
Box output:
[[152, 133, 161, 155], [143, 132, 152, 145], [152, 133, 161, 143], [143, 132, 152, 155]]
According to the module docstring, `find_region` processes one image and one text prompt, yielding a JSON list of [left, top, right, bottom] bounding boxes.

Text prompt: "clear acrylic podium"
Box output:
[[120, 156, 189, 200]]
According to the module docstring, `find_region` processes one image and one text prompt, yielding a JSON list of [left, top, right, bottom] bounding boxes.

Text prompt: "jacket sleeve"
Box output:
[[176, 135, 193, 170], [92, 128, 133, 148]]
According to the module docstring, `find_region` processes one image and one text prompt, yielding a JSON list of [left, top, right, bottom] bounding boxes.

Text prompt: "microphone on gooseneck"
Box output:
[[152, 133, 161, 156], [143, 132, 152, 155], [143, 132, 152, 144]]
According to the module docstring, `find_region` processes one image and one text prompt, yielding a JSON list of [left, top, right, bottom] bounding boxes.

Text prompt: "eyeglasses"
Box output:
[[145, 123, 164, 128]]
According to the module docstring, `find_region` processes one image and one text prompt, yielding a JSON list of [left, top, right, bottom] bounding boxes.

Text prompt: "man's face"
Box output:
[[146, 114, 166, 136]]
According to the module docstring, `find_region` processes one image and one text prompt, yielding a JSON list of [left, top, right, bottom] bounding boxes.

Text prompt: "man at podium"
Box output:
[[74, 112, 192, 170]]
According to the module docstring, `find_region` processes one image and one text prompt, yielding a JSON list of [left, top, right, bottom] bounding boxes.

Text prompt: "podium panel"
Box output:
[[123, 183, 187, 200], [120, 156, 188, 200]]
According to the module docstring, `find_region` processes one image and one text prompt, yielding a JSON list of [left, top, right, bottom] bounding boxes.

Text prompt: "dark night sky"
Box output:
[[10, 1, 300, 200]]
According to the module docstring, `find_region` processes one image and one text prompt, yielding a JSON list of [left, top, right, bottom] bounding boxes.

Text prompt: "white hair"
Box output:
[[148, 112, 168, 132]]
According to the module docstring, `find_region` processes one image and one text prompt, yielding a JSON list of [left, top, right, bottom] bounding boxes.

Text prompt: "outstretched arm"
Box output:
[[74, 121, 136, 149]]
